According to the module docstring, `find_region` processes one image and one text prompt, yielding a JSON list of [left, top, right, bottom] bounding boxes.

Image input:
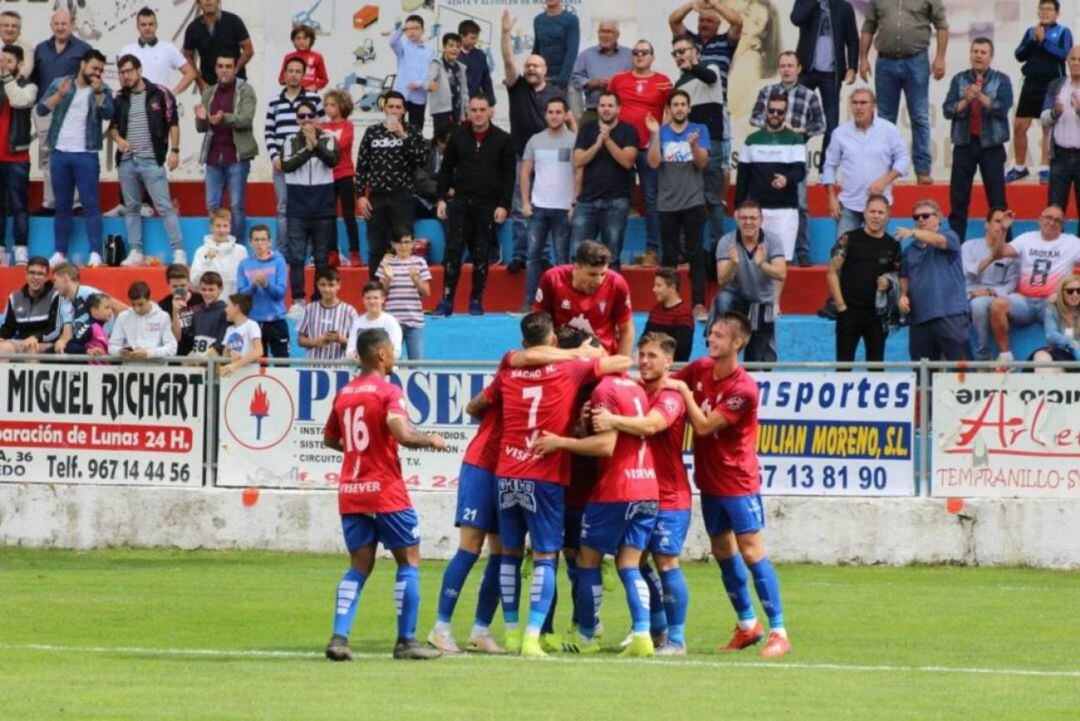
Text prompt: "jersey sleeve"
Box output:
[[533, 269, 554, 310], [569, 357, 601, 387], [652, 389, 685, 426], [324, 404, 342, 442], [384, 383, 408, 419], [715, 381, 756, 426], [483, 372, 503, 405], [589, 379, 618, 413], [612, 273, 633, 324]]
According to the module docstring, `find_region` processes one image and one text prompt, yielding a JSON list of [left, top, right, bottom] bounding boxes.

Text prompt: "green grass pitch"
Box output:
[[1, 548, 1078, 720]]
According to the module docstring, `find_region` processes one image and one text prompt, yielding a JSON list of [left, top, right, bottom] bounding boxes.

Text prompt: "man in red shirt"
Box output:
[[0, 44, 34, 265], [534, 240, 635, 355], [322, 328, 446, 662], [608, 40, 672, 265], [668, 312, 790, 659]]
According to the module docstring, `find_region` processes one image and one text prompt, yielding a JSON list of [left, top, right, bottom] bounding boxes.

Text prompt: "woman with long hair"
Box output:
[[1031, 273, 1080, 371]]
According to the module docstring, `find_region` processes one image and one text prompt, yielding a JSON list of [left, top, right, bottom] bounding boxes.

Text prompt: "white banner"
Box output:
[[933, 374, 1080, 498], [0, 364, 206, 486]]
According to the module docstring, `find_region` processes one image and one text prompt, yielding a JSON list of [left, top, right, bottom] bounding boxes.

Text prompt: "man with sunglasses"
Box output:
[[962, 207, 1020, 362]]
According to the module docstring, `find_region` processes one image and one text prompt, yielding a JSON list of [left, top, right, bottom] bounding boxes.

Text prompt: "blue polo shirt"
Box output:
[[900, 230, 969, 325], [32, 36, 92, 93]]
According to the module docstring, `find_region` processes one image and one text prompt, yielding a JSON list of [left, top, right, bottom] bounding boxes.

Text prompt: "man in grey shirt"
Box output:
[[569, 20, 630, 123], [962, 207, 1019, 361], [708, 200, 788, 362]]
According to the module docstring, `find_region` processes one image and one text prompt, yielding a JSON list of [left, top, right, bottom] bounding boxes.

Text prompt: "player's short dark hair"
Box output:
[[443, 32, 462, 47], [199, 271, 223, 288], [865, 194, 890, 211], [383, 90, 406, 106], [1, 44, 24, 64], [87, 293, 110, 311], [291, 25, 315, 42], [405, 14, 425, 29], [26, 256, 49, 272], [598, 91, 621, 106], [285, 55, 308, 73], [356, 328, 392, 364], [216, 49, 239, 63], [986, 205, 1010, 223], [316, 268, 341, 284], [82, 49, 107, 65], [458, 20, 480, 36], [249, 223, 271, 240], [574, 240, 611, 268], [362, 280, 384, 295], [136, 7, 156, 20], [715, 311, 752, 342], [545, 96, 568, 112], [555, 326, 600, 350], [117, 54, 141, 71], [638, 331, 676, 357], [671, 34, 696, 48], [127, 281, 151, 301], [521, 312, 554, 348], [667, 89, 691, 107], [655, 266, 681, 291], [229, 293, 253, 316]]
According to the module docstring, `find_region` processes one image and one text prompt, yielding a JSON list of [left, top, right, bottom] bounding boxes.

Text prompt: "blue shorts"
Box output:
[[563, 506, 585, 549], [497, 477, 565, 554], [341, 508, 420, 552], [700, 494, 765, 537], [580, 500, 658, 556], [648, 509, 692, 556], [455, 462, 499, 532]]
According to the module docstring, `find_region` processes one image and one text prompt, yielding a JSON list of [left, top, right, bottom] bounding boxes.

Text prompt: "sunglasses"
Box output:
[[1065, 288, 1080, 296], [671, 48, 692, 57], [912, 212, 935, 221], [297, 112, 316, 119], [631, 49, 652, 57], [766, 108, 785, 116]]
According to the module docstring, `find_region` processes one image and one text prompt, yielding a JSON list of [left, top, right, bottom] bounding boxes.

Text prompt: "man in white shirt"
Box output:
[[118, 7, 197, 95], [346, 281, 403, 360], [1042, 46, 1080, 235]]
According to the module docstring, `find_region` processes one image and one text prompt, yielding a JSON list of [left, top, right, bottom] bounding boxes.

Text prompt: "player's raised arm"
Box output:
[[533, 429, 617, 458], [387, 415, 447, 450], [597, 355, 632, 376], [665, 378, 733, 436]]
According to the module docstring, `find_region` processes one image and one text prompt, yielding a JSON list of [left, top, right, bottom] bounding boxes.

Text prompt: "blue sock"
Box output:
[[660, 567, 689, 646], [718, 555, 756, 622], [618, 567, 651, 634], [332, 567, 366, 638], [565, 558, 580, 627], [541, 584, 558, 634], [499, 555, 523, 628], [437, 548, 479, 623], [394, 566, 420, 641], [641, 562, 667, 636], [473, 554, 501, 628], [575, 566, 603, 639], [748, 557, 784, 630], [525, 558, 557, 636]]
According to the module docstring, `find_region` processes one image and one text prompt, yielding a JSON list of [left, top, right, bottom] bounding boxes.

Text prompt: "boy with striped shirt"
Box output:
[[297, 268, 357, 360], [377, 227, 432, 359]]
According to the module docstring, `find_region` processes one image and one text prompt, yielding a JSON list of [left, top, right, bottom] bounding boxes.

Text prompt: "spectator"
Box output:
[[990, 204, 1080, 363], [897, 200, 969, 361], [825, 194, 900, 364], [108, 280, 177, 360], [281, 100, 338, 317], [647, 90, 710, 319], [159, 263, 203, 358], [1032, 274, 1080, 365], [191, 208, 248, 295], [457, 20, 494, 106], [821, 89, 908, 238], [219, 293, 262, 377], [110, 54, 185, 267], [31, 10, 89, 216], [298, 268, 358, 361], [183, 0, 253, 92], [265, 56, 322, 247], [179, 271, 228, 358], [963, 207, 1020, 362], [82, 293, 112, 358], [277, 25, 327, 92], [643, 266, 694, 362], [608, 40, 672, 266], [389, 14, 434, 130], [1, 11, 33, 80], [119, 7, 197, 95], [709, 201, 786, 362], [532, 0, 579, 91], [859, 0, 948, 184], [346, 281, 403, 361], [435, 95, 514, 317], [1008, 1, 1071, 184], [1041, 46, 1080, 229], [53, 261, 125, 355], [320, 90, 358, 267], [36, 48, 113, 269], [749, 51, 825, 266], [570, 20, 630, 123], [0, 257, 60, 355], [668, 0, 741, 77], [0, 44, 35, 267], [377, 227, 432, 360], [355, 90, 428, 267], [521, 97, 576, 312], [533, 240, 634, 355], [236, 224, 289, 359], [943, 38, 1013, 243], [413, 126, 451, 219], [195, 51, 256, 242], [426, 33, 468, 139], [570, 91, 638, 267], [790, 0, 859, 167]]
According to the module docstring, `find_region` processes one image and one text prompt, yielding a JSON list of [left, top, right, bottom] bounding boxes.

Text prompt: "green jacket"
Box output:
[[197, 79, 258, 163]]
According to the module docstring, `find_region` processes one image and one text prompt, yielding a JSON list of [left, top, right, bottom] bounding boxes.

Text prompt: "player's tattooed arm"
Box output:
[[533, 429, 616, 458], [387, 415, 448, 450], [663, 379, 732, 436], [592, 408, 669, 437]]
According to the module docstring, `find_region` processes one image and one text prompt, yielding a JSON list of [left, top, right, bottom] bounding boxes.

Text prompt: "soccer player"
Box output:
[[322, 328, 447, 661], [592, 332, 691, 655], [667, 312, 790, 659], [467, 312, 630, 656]]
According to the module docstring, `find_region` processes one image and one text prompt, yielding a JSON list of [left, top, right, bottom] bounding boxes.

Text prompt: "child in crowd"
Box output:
[[426, 33, 468, 138], [298, 268, 358, 360], [457, 19, 494, 105], [236, 224, 290, 358], [279, 24, 328, 91], [376, 226, 431, 359], [320, 90, 360, 267], [389, 14, 434, 129], [84, 293, 113, 358], [191, 209, 248, 295], [346, 280, 403, 360], [221, 293, 263, 377], [185, 271, 229, 357]]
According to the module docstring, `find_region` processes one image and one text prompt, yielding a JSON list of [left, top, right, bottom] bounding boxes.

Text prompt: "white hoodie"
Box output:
[[108, 303, 178, 358], [191, 235, 249, 295]]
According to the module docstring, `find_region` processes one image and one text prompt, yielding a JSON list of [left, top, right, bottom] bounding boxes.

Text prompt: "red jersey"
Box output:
[[589, 376, 658, 503], [672, 359, 760, 496], [279, 50, 329, 91], [323, 373, 412, 515], [462, 353, 513, 472], [320, 119, 356, 180], [533, 265, 632, 354], [647, 387, 691, 510], [566, 384, 600, 509], [608, 71, 673, 149], [488, 358, 601, 485]]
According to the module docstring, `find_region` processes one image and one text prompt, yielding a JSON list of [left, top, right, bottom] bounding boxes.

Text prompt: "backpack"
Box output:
[[104, 234, 126, 267]]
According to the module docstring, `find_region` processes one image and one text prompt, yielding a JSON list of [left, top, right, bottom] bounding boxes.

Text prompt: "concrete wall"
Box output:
[[2, 484, 1077, 569]]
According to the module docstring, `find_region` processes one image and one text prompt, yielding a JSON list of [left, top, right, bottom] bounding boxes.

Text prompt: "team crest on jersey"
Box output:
[[662, 396, 679, 414], [561, 299, 572, 310], [599, 301, 607, 313], [725, 395, 746, 411], [695, 382, 703, 391], [498, 478, 536, 512], [635, 81, 646, 93]]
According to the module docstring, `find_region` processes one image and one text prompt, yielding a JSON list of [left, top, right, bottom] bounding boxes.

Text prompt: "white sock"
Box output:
[[434, 620, 452, 635], [998, 351, 1014, 362], [772, 627, 788, 639], [505, 622, 519, 633], [470, 625, 491, 639], [737, 618, 759, 632]]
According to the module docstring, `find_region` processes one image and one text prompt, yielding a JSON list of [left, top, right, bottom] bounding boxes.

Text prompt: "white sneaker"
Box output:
[[49, 251, 67, 269], [121, 249, 146, 267], [0, 248, 8, 266], [426, 628, 462, 655], [103, 204, 123, 217], [172, 248, 188, 266], [339, 253, 351, 267], [619, 629, 634, 649], [87, 252, 103, 267], [13, 246, 28, 265], [140, 202, 154, 218], [287, 301, 306, 319]]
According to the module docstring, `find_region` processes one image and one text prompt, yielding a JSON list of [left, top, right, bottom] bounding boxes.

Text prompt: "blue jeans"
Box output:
[[51, 150, 102, 255], [571, 196, 631, 267], [875, 51, 932, 176], [401, 324, 424, 360], [272, 167, 288, 247], [836, 207, 864, 239], [510, 156, 529, 262], [205, 160, 250, 241], [703, 138, 727, 248], [525, 207, 571, 305], [118, 157, 183, 251], [635, 153, 660, 254], [0, 160, 29, 248]]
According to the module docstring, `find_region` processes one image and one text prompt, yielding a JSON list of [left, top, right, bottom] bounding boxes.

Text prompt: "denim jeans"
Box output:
[[635, 153, 660, 254], [570, 196, 631, 267], [968, 295, 996, 361], [795, 178, 810, 262], [875, 51, 932, 176], [401, 324, 424, 360], [525, 207, 571, 305], [272, 168, 288, 247], [836, 207, 864, 240], [119, 157, 183, 251], [510, 156, 530, 262], [286, 216, 334, 300], [703, 138, 727, 248], [0, 160, 29, 248], [800, 71, 841, 170], [205, 160, 250, 241], [51, 150, 102, 255]]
